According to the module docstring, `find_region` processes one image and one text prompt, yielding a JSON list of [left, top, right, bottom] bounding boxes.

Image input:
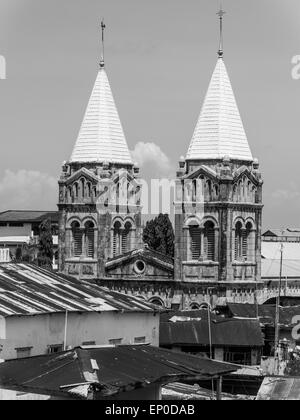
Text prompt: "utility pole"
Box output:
[[274, 240, 284, 372]]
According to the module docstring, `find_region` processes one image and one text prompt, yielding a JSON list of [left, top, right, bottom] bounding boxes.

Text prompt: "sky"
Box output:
[[0, 0, 299, 229]]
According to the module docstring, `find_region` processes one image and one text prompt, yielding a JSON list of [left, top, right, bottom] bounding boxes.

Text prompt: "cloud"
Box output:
[[0, 169, 57, 211], [131, 142, 174, 179]]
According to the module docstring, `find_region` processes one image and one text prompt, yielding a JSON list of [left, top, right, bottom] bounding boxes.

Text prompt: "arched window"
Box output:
[[235, 221, 243, 261], [189, 225, 201, 260], [192, 180, 197, 203], [122, 222, 132, 253], [204, 221, 215, 261], [73, 183, 79, 200], [86, 182, 91, 198], [245, 222, 253, 261], [71, 221, 82, 257], [206, 180, 212, 201], [149, 297, 165, 308], [80, 179, 85, 198], [113, 221, 122, 257], [84, 221, 95, 258], [68, 186, 72, 203], [235, 221, 252, 261]]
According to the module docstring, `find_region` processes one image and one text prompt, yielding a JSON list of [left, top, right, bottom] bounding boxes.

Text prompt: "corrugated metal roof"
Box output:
[[227, 303, 300, 328], [186, 57, 253, 162], [0, 263, 158, 317], [160, 318, 264, 347], [70, 67, 133, 165], [0, 211, 59, 223], [262, 242, 300, 260], [0, 346, 238, 399], [262, 259, 300, 278], [256, 377, 300, 400], [262, 228, 300, 238]]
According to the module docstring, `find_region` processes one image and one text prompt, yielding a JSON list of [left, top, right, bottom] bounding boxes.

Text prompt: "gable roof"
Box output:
[[106, 247, 174, 272], [0, 346, 238, 399], [70, 67, 133, 165], [186, 58, 253, 162], [0, 263, 158, 317]]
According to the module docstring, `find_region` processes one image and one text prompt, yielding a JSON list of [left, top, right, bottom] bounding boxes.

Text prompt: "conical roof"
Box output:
[[70, 67, 133, 165], [186, 58, 253, 162]]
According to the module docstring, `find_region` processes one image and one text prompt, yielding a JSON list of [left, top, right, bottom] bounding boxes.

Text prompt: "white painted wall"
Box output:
[[0, 311, 159, 360], [0, 223, 32, 237]]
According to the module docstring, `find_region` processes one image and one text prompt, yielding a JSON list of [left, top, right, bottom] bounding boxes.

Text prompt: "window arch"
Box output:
[[71, 221, 82, 257], [122, 221, 132, 254], [204, 221, 215, 261], [234, 221, 253, 261], [73, 183, 79, 200], [235, 221, 243, 260], [113, 221, 122, 257], [148, 297, 165, 308], [80, 178, 85, 198], [84, 221, 95, 258], [189, 225, 201, 260], [190, 302, 200, 310]]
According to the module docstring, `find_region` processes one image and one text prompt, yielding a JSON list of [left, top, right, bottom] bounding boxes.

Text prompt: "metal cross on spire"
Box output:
[[217, 6, 226, 57], [100, 19, 106, 68]]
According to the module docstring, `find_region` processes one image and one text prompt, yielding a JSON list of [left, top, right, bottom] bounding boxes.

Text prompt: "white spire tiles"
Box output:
[[70, 67, 133, 165], [186, 58, 253, 162]]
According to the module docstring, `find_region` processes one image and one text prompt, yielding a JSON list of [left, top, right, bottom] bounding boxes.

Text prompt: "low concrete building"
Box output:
[[160, 313, 264, 366], [0, 263, 160, 361], [0, 211, 59, 268]]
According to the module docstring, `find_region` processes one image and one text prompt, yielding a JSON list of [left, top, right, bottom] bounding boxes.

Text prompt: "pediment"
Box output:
[[65, 168, 99, 185], [233, 166, 258, 185], [106, 248, 174, 274], [184, 165, 218, 181], [111, 169, 137, 185]]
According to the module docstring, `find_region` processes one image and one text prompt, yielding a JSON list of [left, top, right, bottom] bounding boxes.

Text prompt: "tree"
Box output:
[[143, 213, 174, 257], [15, 247, 22, 262], [37, 218, 53, 269]]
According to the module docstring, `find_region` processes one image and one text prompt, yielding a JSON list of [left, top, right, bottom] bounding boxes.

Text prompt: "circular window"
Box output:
[[134, 260, 146, 275]]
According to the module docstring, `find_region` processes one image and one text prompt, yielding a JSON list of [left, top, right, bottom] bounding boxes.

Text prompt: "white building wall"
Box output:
[[0, 223, 32, 237], [0, 311, 159, 360], [0, 249, 10, 262]]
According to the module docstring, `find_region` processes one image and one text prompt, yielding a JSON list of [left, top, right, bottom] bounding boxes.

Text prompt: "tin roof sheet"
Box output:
[[0, 263, 158, 317]]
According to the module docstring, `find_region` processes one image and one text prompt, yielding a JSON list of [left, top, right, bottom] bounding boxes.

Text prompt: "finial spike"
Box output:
[[100, 18, 106, 67], [217, 5, 226, 57]]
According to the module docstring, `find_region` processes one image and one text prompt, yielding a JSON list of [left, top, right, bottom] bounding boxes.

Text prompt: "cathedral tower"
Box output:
[[58, 24, 142, 279], [174, 9, 263, 289]]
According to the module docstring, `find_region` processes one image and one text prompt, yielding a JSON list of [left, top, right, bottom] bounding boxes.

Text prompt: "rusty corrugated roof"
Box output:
[[160, 318, 264, 347], [0, 263, 159, 317], [227, 303, 300, 328], [0, 346, 238, 399]]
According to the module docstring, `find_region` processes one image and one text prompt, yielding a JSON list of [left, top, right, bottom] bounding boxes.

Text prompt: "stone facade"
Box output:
[[58, 161, 143, 280], [173, 155, 263, 289]]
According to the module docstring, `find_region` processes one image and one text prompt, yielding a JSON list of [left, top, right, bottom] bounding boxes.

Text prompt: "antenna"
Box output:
[[100, 18, 106, 67], [217, 5, 226, 57]]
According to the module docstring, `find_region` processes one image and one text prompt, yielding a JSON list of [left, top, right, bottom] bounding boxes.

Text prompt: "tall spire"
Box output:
[[186, 9, 253, 162], [70, 22, 133, 165], [100, 19, 106, 68], [217, 6, 225, 57]]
